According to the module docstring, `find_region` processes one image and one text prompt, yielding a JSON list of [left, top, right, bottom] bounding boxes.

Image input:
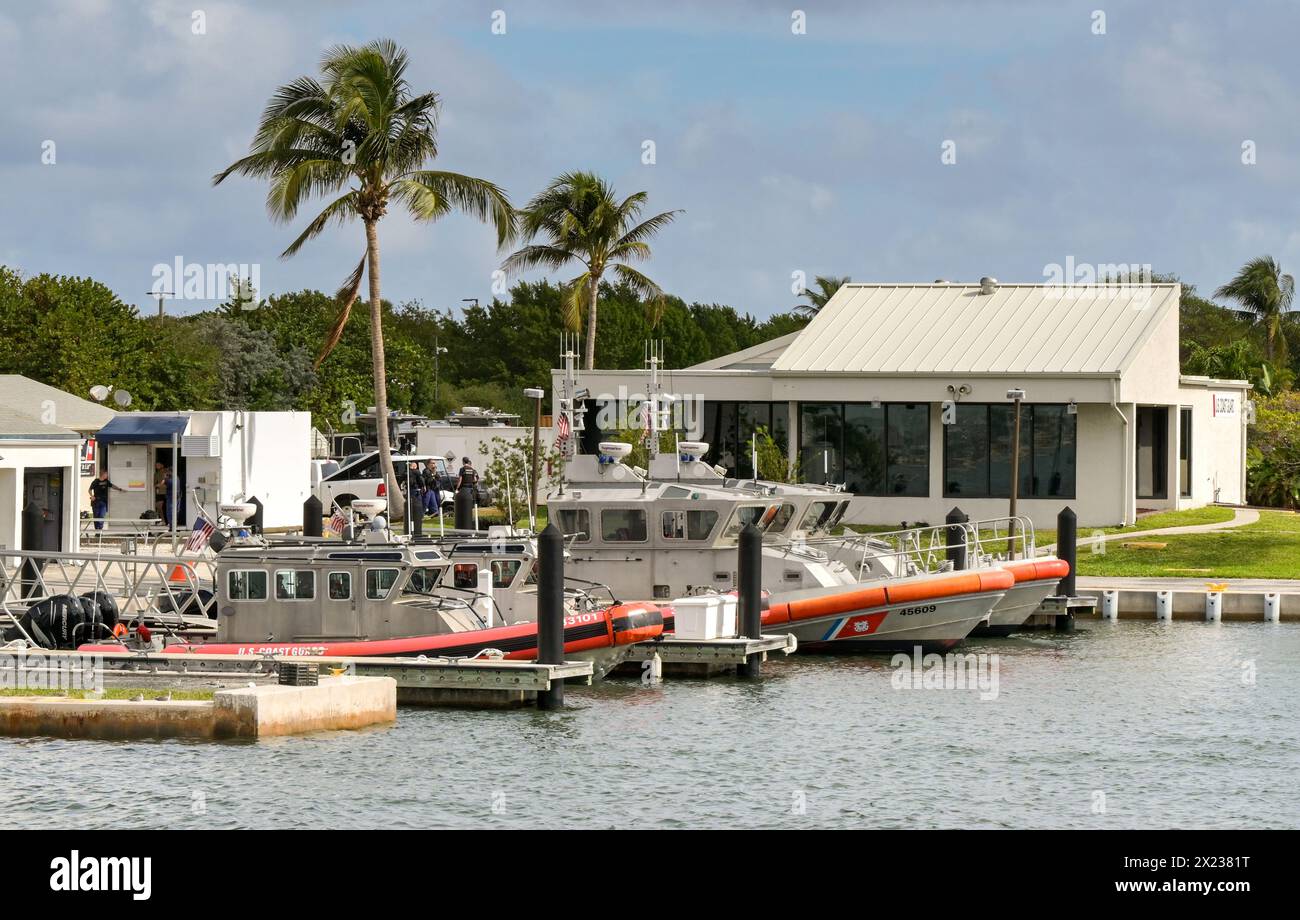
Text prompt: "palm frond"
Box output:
[[315, 253, 368, 368], [281, 191, 360, 259]]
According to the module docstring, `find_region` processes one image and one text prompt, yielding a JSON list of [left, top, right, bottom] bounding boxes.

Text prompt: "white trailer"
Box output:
[[95, 411, 311, 530]]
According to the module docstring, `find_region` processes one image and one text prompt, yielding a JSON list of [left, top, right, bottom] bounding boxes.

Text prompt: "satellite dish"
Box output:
[[89, 385, 109, 402], [113, 389, 133, 408]]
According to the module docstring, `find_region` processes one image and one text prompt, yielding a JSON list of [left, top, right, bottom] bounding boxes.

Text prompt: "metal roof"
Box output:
[[0, 405, 80, 440], [770, 283, 1180, 376], [0, 375, 115, 431]]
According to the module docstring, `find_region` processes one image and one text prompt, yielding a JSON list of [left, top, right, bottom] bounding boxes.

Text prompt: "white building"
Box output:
[[95, 411, 312, 529], [0, 375, 115, 495], [0, 407, 83, 552], [555, 282, 1250, 528]]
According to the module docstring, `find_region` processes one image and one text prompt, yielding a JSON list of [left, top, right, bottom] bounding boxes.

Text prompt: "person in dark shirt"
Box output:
[[87, 470, 124, 531], [421, 459, 442, 516], [455, 458, 478, 505]]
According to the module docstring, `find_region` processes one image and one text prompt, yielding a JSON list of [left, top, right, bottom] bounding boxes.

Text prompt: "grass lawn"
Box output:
[[0, 687, 214, 700], [1075, 510, 1300, 579], [1032, 504, 1239, 547]]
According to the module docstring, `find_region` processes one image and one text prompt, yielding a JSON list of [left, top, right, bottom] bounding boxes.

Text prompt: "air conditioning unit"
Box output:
[[182, 434, 220, 457]]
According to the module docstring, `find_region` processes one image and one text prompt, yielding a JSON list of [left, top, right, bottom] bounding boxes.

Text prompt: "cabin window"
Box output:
[[492, 560, 522, 588], [453, 563, 478, 589], [227, 570, 267, 600], [723, 505, 767, 538], [554, 508, 590, 543], [661, 509, 719, 540], [601, 509, 647, 542], [327, 572, 351, 600], [798, 501, 838, 532], [365, 568, 400, 599], [405, 567, 442, 594], [769, 503, 797, 533], [275, 570, 315, 600]]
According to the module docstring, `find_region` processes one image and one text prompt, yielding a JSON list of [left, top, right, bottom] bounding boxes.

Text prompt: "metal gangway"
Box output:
[[0, 546, 218, 649]]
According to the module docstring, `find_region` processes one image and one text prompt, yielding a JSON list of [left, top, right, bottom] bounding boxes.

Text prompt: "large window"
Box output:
[[1179, 407, 1192, 498], [799, 402, 929, 496], [701, 402, 789, 478], [601, 509, 647, 542], [943, 404, 1076, 498]]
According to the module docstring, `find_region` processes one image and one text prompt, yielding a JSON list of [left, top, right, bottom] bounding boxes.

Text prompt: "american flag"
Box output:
[[555, 411, 571, 450], [329, 506, 347, 535], [184, 515, 215, 553]]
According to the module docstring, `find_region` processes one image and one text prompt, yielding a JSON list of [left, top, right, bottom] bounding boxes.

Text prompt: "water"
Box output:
[[3, 621, 1298, 829]]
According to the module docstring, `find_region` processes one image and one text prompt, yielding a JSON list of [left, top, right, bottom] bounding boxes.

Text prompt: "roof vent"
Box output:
[[979, 276, 998, 295], [933, 279, 950, 284]]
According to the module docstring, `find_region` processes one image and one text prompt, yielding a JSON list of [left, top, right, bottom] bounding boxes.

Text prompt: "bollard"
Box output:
[[945, 506, 968, 571], [1101, 590, 1119, 620], [454, 486, 475, 531], [1264, 593, 1281, 622], [20, 501, 45, 599], [1056, 506, 1077, 598], [737, 522, 763, 678], [536, 523, 565, 709], [1205, 591, 1222, 622], [248, 496, 264, 536], [302, 495, 323, 538], [1155, 590, 1172, 621]]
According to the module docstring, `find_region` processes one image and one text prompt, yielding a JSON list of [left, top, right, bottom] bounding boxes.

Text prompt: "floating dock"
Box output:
[[620, 633, 798, 678], [0, 648, 594, 712]]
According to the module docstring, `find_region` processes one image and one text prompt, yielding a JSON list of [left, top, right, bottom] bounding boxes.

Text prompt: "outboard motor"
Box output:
[[1, 591, 120, 649]]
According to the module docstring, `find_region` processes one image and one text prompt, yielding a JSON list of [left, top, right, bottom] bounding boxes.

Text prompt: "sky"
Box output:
[[1, 0, 1298, 319]]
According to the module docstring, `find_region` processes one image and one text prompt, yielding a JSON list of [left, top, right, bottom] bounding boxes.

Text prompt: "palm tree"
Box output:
[[793, 275, 851, 317], [1214, 256, 1295, 363], [502, 171, 678, 370], [214, 39, 515, 516]]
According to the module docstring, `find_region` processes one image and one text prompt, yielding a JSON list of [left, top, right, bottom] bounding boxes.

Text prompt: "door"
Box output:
[[22, 468, 64, 551], [1135, 407, 1168, 500]]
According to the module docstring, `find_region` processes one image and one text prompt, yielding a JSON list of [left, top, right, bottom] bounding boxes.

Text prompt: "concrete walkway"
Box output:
[[1042, 507, 1260, 554]]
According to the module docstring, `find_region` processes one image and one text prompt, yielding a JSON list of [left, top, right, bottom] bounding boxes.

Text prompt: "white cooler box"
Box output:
[[671, 595, 738, 640]]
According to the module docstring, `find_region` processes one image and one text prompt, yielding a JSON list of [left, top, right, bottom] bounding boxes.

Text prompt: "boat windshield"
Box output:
[[401, 565, 445, 596], [798, 500, 839, 532], [722, 504, 781, 539]]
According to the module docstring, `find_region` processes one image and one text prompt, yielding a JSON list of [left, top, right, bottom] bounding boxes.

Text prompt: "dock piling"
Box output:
[[302, 495, 323, 538], [737, 522, 763, 678], [536, 523, 565, 709], [945, 506, 968, 570], [454, 486, 474, 531], [1055, 506, 1077, 632]]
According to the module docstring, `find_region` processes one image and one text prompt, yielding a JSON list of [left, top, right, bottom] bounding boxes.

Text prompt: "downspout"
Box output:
[[1110, 378, 1129, 526]]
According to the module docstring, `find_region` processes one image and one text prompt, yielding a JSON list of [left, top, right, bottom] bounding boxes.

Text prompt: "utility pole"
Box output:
[[1007, 388, 1025, 558], [149, 290, 174, 320], [523, 387, 545, 528]]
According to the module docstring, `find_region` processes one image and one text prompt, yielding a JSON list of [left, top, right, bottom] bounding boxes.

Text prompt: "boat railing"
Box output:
[[561, 574, 619, 608], [0, 547, 215, 646], [786, 515, 1037, 581], [965, 515, 1037, 565]]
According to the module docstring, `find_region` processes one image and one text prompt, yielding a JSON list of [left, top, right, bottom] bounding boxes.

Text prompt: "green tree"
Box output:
[[793, 275, 851, 317], [503, 171, 678, 370], [1214, 256, 1295, 364], [1248, 392, 1300, 507], [213, 38, 516, 516]]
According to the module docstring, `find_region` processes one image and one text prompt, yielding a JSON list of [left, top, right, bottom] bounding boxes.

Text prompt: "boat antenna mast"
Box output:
[[643, 339, 666, 460]]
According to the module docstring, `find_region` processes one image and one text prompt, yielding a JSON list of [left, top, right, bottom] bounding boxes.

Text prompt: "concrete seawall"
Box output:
[[0, 676, 396, 741]]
